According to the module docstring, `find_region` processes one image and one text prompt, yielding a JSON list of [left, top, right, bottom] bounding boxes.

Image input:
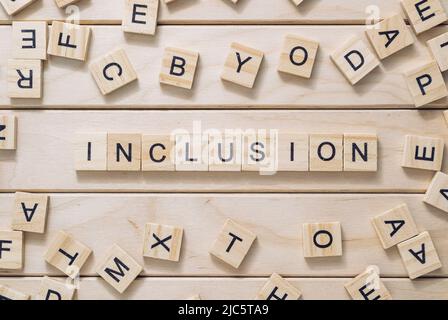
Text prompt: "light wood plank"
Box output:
[[0, 194, 447, 277]]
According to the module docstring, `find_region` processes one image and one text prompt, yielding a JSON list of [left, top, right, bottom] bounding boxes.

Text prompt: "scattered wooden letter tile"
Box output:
[[141, 134, 175, 171], [371, 204, 419, 249], [142, 223, 183, 262], [209, 133, 242, 172], [221, 42, 264, 88], [0, 0, 37, 16], [365, 14, 414, 60], [186, 294, 202, 300], [74, 133, 108, 171], [0, 284, 29, 300], [107, 133, 141, 171], [123, 0, 159, 36], [402, 135, 444, 171], [209, 219, 256, 269], [276, 133, 309, 172], [445, 110, 448, 125], [12, 192, 48, 234], [291, 0, 304, 5], [401, 0, 447, 34], [404, 61, 448, 107], [89, 48, 138, 95], [309, 134, 343, 171], [47, 21, 91, 61], [36, 276, 75, 300], [12, 21, 47, 60], [255, 273, 302, 300], [330, 37, 380, 85], [344, 134, 378, 172], [160, 47, 199, 89], [345, 268, 392, 300], [7, 59, 42, 99], [397, 231, 442, 279], [278, 34, 319, 78], [54, 0, 81, 8], [44, 230, 92, 278], [0, 230, 23, 270], [424, 171, 448, 213], [175, 134, 209, 171], [302, 222, 342, 258], [0, 115, 17, 150], [96, 244, 143, 294], [428, 32, 448, 72], [242, 132, 274, 172]]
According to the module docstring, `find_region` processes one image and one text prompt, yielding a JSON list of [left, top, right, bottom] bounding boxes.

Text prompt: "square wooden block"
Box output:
[[402, 135, 444, 171], [371, 204, 419, 249], [12, 21, 47, 60], [366, 14, 414, 60], [44, 230, 92, 278], [7, 59, 42, 99], [278, 34, 319, 78], [209, 133, 242, 172], [209, 219, 256, 269], [141, 134, 175, 171], [424, 171, 448, 213], [48, 22, 91, 61], [0, 0, 36, 15], [123, 0, 159, 36], [302, 222, 342, 258], [276, 133, 309, 172], [0, 285, 29, 300], [0, 230, 23, 270], [344, 134, 378, 172], [291, 0, 304, 5], [96, 244, 143, 294], [12, 192, 48, 234], [107, 133, 142, 171], [89, 48, 138, 95], [36, 276, 75, 300], [175, 134, 209, 171], [330, 37, 380, 85], [428, 32, 448, 72], [221, 42, 264, 89], [242, 132, 275, 172], [142, 223, 183, 262], [309, 134, 343, 172], [54, 0, 81, 8], [160, 47, 199, 90], [345, 269, 392, 300], [255, 273, 302, 300], [74, 133, 108, 171], [397, 231, 442, 279], [0, 115, 17, 150], [402, 0, 447, 34]]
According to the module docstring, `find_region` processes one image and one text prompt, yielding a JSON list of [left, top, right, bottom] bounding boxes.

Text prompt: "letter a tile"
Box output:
[[423, 171, 448, 213], [12, 192, 48, 234]]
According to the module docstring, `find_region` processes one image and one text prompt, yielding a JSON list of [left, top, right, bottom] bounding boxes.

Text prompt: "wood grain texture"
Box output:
[[0, 110, 447, 192], [0, 193, 447, 277], [1, 25, 448, 108]]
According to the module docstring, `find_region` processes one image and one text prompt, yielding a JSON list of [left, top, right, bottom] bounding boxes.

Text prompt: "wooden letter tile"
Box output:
[[221, 42, 264, 88], [44, 230, 92, 278], [186, 294, 202, 300], [107, 133, 141, 171], [345, 268, 392, 300], [54, 0, 81, 9], [209, 219, 256, 269], [0, 115, 17, 150], [302, 222, 342, 258], [37, 276, 75, 300], [123, 0, 159, 36], [397, 231, 442, 279], [47, 22, 91, 61], [365, 14, 414, 60], [255, 273, 302, 300], [141, 134, 175, 171], [7, 59, 42, 99], [0, 285, 29, 300], [160, 47, 199, 89], [0, 230, 23, 270], [276, 133, 309, 172], [278, 34, 319, 78], [142, 223, 183, 262], [96, 244, 143, 294], [330, 37, 380, 85], [424, 171, 448, 213], [12, 192, 48, 234], [209, 133, 242, 172], [402, 135, 444, 171], [344, 134, 378, 172], [371, 204, 419, 249], [242, 132, 275, 172], [401, 0, 447, 34], [12, 21, 47, 60], [0, 0, 36, 16], [74, 133, 108, 171], [175, 134, 209, 171], [404, 61, 448, 107], [309, 134, 343, 171], [89, 48, 138, 95], [291, 0, 304, 5], [428, 32, 448, 72]]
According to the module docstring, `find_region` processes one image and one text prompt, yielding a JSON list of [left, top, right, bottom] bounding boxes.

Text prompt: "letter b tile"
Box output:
[[159, 47, 199, 89]]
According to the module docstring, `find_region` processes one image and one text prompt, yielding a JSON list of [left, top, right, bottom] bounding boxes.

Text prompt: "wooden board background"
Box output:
[[1, 0, 448, 300]]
